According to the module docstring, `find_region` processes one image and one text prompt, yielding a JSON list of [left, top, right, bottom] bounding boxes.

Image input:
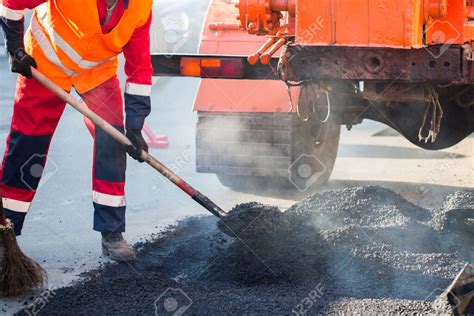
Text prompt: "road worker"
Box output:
[[0, 0, 153, 262]]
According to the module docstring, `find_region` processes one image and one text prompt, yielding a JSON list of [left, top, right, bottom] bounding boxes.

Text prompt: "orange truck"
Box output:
[[153, 0, 474, 191]]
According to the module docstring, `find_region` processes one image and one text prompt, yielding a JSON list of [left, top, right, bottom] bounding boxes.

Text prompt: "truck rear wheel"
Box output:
[[195, 113, 340, 192]]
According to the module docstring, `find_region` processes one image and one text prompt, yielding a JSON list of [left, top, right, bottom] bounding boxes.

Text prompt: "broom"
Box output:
[[0, 193, 46, 296]]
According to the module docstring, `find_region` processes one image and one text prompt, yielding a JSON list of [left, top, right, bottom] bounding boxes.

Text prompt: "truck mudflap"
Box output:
[[195, 111, 340, 190], [196, 113, 293, 177]]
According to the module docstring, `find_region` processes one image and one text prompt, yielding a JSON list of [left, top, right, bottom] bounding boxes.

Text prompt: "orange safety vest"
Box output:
[[24, 0, 152, 93]]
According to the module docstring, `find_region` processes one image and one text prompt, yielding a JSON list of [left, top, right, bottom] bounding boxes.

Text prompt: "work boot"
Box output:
[[101, 232, 136, 262]]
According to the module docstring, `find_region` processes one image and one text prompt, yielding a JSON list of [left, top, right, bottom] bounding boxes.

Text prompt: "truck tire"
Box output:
[[216, 118, 341, 191]]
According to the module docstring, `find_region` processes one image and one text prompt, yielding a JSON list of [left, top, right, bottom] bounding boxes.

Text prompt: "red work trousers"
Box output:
[[0, 75, 127, 235]]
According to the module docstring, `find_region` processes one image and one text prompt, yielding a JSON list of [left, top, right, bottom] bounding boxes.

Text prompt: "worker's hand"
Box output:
[[9, 49, 37, 79], [125, 127, 148, 163]]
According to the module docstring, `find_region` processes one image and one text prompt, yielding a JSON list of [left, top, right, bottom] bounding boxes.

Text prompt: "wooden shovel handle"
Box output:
[[31, 68, 227, 219]]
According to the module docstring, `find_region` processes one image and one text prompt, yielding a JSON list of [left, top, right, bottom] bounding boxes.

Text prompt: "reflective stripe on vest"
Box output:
[[0, 4, 24, 21], [34, 4, 113, 71], [25, 0, 152, 92], [29, 16, 74, 76]]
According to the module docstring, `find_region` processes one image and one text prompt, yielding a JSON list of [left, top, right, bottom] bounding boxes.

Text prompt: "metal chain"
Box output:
[[278, 43, 306, 115], [310, 83, 331, 123], [418, 86, 444, 143]]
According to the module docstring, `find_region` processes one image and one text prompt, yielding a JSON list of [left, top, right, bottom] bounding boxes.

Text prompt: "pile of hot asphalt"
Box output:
[[18, 186, 473, 315]]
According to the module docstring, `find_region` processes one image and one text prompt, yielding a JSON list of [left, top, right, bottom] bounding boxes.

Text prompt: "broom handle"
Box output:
[[31, 68, 227, 219], [0, 193, 6, 225]]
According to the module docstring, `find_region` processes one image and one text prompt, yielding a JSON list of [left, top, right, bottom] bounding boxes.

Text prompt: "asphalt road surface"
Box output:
[[0, 1, 472, 314]]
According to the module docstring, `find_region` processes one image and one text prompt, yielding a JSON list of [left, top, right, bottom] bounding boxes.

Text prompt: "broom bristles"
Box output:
[[0, 220, 46, 297]]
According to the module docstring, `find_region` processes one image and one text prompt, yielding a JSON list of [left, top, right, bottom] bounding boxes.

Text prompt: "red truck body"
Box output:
[[194, 0, 297, 113]]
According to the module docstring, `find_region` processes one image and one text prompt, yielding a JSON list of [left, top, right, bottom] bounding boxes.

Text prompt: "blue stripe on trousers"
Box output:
[[93, 203, 126, 233], [4, 209, 26, 236], [94, 125, 127, 183], [2, 131, 52, 191]]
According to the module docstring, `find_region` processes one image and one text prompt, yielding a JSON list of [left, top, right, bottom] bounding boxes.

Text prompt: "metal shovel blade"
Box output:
[[433, 263, 474, 315]]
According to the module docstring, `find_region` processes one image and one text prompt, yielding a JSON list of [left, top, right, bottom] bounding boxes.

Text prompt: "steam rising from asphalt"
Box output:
[[204, 187, 471, 301]]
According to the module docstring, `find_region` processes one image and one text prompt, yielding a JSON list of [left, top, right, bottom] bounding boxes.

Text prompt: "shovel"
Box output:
[[32, 69, 282, 237], [31, 69, 229, 220]]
